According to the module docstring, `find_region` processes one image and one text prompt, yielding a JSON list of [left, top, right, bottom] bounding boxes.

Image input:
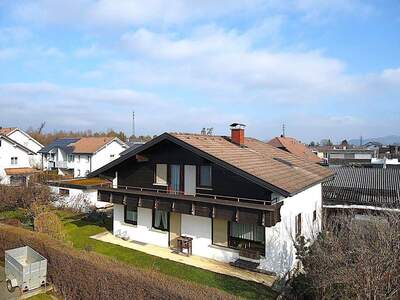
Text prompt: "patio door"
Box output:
[[184, 165, 196, 195], [169, 212, 181, 249]]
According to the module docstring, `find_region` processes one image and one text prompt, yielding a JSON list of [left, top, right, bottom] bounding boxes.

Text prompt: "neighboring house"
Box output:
[[0, 134, 38, 185], [315, 148, 376, 166], [267, 136, 322, 163], [89, 124, 333, 275], [323, 167, 400, 218], [0, 127, 44, 168], [48, 177, 112, 211], [39, 137, 128, 177]]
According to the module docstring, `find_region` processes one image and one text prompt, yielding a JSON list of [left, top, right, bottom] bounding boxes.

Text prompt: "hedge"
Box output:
[[0, 224, 236, 300]]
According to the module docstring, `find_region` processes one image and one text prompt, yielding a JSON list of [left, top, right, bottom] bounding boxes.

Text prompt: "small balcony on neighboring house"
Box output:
[[55, 161, 68, 169]]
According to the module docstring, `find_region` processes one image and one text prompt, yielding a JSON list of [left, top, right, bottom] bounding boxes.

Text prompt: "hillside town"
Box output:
[[1, 1, 399, 300]]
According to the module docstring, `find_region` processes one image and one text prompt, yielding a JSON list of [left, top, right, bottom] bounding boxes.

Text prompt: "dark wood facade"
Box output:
[[98, 139, 283, 227]]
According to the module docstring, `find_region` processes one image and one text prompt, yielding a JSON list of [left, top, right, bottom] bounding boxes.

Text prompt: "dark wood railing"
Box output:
[[115, 184, 272, 207]]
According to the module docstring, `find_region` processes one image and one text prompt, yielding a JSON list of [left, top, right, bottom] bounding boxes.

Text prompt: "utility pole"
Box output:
[[132, 111, 135, 140]]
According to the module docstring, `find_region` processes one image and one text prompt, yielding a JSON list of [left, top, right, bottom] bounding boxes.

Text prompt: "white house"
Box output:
[[39, 137, 128, 177], [0, 127, 44, 168], [89, 124, 334, 275], [48, 177, 112, 211], [0, 133, 38, 185]]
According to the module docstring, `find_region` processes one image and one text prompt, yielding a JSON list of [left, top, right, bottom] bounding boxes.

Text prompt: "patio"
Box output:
[[91, 231, 277, 287]]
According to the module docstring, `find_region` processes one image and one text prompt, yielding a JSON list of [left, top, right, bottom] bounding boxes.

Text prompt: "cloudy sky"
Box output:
[[0, 0, 399, 142]]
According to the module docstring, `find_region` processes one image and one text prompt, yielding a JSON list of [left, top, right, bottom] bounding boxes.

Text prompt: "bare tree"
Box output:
[[291, 211, 400, 300]]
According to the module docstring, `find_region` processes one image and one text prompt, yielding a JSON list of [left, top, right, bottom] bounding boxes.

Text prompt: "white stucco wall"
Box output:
[[260, 183, 322, 275], [73, 154, 91, 177], [181, 214, 239, 263], [0, 137, 32, 184], [50, 186, 110, 210], [8, 129, 42, 168], [113, 205, 169, 247], [111, 183, 322, 275], [91, 140, 127, 171]]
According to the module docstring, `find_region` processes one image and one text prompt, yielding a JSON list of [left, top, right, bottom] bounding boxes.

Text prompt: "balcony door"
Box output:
[[169, 164, 181, 193], [184, 165, 196, 196]]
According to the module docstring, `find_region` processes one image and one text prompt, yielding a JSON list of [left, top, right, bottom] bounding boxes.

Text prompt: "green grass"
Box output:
[[27, 293, 53, 300], [61, 213, 278, 300], [0, 209, 26, 220]]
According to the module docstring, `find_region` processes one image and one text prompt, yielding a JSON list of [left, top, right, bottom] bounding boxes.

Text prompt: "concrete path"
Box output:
[[91, 231, 276, 286]]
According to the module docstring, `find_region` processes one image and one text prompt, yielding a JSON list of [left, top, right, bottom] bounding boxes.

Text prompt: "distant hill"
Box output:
[[349, 135, 400, 146]]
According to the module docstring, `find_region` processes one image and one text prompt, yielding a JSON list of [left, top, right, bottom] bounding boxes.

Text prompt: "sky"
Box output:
[[0, 0, 399, 143]]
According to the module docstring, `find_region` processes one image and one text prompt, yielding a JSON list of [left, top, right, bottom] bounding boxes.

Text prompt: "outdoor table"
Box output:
[[177, 236, 193, 256]]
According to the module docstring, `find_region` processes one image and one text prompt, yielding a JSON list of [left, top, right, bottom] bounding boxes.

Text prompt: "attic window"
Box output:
[[273, 157, 293, 167]]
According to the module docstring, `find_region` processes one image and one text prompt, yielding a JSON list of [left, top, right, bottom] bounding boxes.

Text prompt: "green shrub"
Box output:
[[0, 225, 235, 300], [34, 212, 66, 241]]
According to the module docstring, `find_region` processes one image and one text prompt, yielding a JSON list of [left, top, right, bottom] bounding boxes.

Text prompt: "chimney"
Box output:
[[230, 123, 246, 146]]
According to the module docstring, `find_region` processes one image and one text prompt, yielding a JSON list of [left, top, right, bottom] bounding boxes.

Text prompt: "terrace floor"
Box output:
[[91, 231, 276, 287]]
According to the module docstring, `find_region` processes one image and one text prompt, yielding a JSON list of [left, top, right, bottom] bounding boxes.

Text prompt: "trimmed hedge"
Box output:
[[0, 225, 236, 300]]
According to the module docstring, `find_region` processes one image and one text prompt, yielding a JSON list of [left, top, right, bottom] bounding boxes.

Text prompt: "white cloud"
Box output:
[[0, 82, 241, 134], [114, 26, 354, 103], [12, 0, 372, 28]]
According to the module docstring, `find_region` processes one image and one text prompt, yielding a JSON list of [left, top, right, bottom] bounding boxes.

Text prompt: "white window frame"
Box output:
[[154, 164, 167, 186]]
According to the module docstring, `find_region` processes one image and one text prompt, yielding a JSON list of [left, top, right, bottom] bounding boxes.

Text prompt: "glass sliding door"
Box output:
[[169, 164, 181, 193], [228, 222, 265, 256]]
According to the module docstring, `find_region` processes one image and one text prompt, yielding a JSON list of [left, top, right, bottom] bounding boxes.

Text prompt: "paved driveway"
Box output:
[[0, 266, 17, 300]]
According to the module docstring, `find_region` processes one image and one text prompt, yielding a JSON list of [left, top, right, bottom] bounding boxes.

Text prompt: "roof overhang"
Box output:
[[89, 133, 298, 196]]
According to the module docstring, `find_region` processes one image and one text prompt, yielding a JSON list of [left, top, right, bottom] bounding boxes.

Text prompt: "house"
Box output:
[[39, 137, 128, 177], [267, 136, 322, 164], [322, 166, 400, 219], [314, 147, 376, 166], [48, 177, 112, 211], [0, 127, 44, 168], [0, 133, 38, 185], [89, 124, 333, 275]]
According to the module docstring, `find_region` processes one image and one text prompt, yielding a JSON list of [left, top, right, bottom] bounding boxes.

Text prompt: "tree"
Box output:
[[309, 141, 316, 147], [292, 212, 400, 299], [34, 211, 66, 240]]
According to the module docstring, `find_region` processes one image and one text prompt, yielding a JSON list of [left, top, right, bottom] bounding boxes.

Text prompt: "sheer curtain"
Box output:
[[230, 223, 264, 242], [170, 165, 180, 193], [154, 210, 168, 230]]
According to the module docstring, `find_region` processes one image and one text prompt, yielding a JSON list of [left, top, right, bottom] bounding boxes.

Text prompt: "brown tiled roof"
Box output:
[[5, 167, 39, 175], [268, 136, 322, 163], [0, 127, 16, 135], [72, 137, 115, 154], [172, 133, 334, 195]]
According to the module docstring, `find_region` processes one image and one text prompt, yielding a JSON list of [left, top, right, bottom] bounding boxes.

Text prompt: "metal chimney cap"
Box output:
[[230, 123, 246, 128]]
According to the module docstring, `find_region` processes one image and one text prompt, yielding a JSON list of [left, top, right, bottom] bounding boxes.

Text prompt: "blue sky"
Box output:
[[0, 0, 399, 143]]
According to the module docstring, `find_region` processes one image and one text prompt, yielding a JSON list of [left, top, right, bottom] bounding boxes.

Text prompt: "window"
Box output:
[[295, 213, 302, 237], [228, 222, 265, 256], [154, 164, 167, 185], [76, 155, 80, 163], [124, 206, 137, 225], [59, 188, 70, 196], [313, 210, 317, 222], [199, 165, 212, 187], [152, 209, 168, 231], [0, 140, 2, 147], [68, 154, 74, 162], [77, 169, 81, 177], [110, 154, 115, 160], [11, 157, 18, 165], [85, 155, 90, 163]]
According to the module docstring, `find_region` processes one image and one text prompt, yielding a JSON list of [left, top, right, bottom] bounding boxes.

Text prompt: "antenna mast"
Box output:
[[132, 111, 135, 139], [282, 123, 286, 137]]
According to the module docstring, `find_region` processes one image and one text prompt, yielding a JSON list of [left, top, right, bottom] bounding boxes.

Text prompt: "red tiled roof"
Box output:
[[172, 133, 333, 195], [268, 136, 322, 163], [0, 127, 16, 135], [71, 137, 115, 154]]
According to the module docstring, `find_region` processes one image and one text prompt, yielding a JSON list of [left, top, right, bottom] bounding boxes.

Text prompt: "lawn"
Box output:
[[27, 294, 53, 300], [60, 212, 278, 300]]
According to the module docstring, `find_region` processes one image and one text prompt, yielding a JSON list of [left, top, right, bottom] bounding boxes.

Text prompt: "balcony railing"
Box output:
[[114, 184, 273, 207], [55, 161, 68, 169]]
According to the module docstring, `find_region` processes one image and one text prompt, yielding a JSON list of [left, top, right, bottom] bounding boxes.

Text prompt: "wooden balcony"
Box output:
[[98, 185, 283, 227]]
